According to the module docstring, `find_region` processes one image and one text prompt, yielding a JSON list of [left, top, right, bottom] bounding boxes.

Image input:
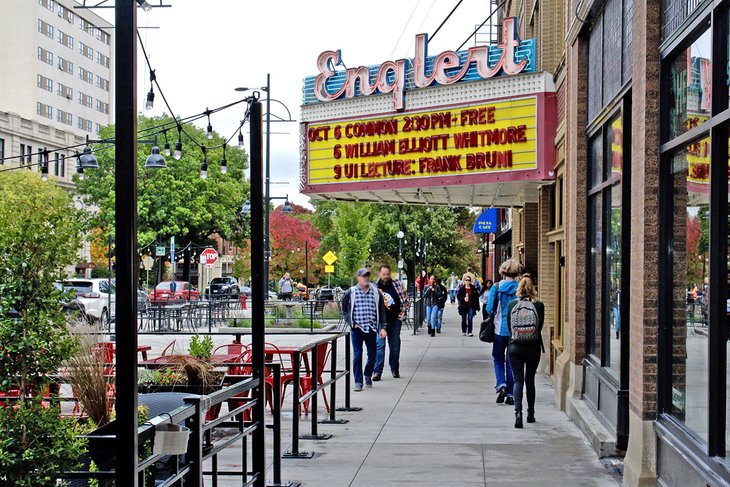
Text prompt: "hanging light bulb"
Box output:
[[206, 110, 213, 140], [220, 143, 228, 174], [76, 153, 85, 181], [145, 88, 154, 110], [40, 148, 49, 181], [162, 130, 171, 157], [173, 125, 182, 160], [145, 69, 156, 110], [237, 130, 244, 148], [136, 0, 152, 11], [200, 147, 208, 179]]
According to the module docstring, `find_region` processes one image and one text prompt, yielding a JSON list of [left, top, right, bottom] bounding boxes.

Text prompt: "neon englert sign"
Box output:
[[313, 17, 535, 111]]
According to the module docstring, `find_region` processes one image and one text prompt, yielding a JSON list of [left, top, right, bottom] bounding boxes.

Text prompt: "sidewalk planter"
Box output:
[[153, 423, 190, 456], [84, 420, 120, 471]]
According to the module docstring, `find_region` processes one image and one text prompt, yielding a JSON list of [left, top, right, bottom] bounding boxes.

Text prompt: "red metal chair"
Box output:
[[160, 340, 176, 357], [299, 343, 330, 415]]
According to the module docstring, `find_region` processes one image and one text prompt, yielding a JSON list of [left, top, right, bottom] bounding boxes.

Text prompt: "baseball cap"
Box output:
[[357, 268, 371, 277]]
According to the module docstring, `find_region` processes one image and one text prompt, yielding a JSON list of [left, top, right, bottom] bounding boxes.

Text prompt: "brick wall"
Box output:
[[565, 35, 589, 365], [522, 202, 539, 274], [538, 186, 556, 369], [629, 0, 662, 420]]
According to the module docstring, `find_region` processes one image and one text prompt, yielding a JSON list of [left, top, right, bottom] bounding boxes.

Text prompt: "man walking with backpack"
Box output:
[[373, 264, 409, 381], [341, 268, 388, 391], [506, 275, 544, 428]]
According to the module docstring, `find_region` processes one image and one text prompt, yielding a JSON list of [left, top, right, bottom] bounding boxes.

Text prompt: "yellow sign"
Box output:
[[306, 97, 538, 185], [322, 251, 337, 265], [325, 264, 335, 273]]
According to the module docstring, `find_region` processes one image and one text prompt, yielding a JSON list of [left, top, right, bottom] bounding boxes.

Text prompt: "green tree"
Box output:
[[75, 115, 249, 281], [0, 170, 86, 485]]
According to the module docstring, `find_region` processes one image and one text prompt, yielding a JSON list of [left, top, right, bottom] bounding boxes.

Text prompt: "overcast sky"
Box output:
[[97, 0, 495, 206]]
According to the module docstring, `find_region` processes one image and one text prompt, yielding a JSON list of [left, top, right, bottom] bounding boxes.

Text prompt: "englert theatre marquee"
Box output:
[[299, 17, 557, 207]]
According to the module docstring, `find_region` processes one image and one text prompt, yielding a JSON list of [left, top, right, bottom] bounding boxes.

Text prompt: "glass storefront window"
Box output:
[[670, 139, 711, 443], [587, 116, 624, 371], [668, 27, 712, 140], [589, 193, 603, 358]]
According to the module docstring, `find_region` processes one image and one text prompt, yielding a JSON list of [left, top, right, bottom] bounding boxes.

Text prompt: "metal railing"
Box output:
[[61, 376, 263, 486], [136, 298, 343, 334]]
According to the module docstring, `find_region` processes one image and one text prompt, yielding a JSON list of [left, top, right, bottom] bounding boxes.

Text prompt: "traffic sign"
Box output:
[[142, 256, 154, 270], [322, 250, 337, 266], [325, 264, 335, 273], [155, 246, 165, 257], [200, 248, 219, 269]]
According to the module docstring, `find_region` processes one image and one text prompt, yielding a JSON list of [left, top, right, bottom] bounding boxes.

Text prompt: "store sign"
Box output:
[[473, 208, 499, 234], [306, 97, 537, 185], [306, 17, 536, 110]]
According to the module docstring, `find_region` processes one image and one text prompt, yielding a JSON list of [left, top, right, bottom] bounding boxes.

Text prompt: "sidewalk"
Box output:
[[270, 305, 619, 487]]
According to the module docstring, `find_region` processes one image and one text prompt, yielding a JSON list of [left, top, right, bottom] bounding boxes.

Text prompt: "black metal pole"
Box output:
[[114, 1, 138, 485], [249, 100, 267, 486], [306, 241, 313, 331], [263, 74, 271, 300]]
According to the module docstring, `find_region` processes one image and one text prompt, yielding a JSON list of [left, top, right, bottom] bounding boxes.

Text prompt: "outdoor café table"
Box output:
[[137, 345, 152, 361], [210, 353, 241, 364]]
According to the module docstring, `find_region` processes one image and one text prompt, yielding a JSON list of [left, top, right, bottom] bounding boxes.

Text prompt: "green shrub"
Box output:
[[188, 334, 214, 360]]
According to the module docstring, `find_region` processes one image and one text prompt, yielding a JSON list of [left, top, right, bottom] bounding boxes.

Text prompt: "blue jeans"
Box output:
[[436, 307, 444, 330], [449, 289, 457, 303], [427, 304, 440, 331], [351, 327, 377, 386], [374, 319, 402, 375], [460, 307, 474, 334], [492, 334, 514, 396]]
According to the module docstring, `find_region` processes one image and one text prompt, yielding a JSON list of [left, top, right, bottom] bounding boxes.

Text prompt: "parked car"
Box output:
[[240, 286, 278, 300], [149, 281, 200, 303], [206, 276, 241, 299], [56, 279, 116, 325], [316, 287, 335, 301]]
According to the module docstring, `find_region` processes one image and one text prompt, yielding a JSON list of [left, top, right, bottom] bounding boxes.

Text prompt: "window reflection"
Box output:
[[668, 28, 712, 140], [671, 142, 710, 443]]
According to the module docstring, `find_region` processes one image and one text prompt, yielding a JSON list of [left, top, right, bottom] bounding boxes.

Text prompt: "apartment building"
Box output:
[[0, 0, 113, 183]]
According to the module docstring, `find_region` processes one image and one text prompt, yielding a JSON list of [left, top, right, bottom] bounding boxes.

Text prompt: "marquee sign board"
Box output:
[[303, 17, 536, 111]]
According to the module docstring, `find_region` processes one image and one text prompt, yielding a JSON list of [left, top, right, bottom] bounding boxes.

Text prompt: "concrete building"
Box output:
[[0, 0, 113, 141]]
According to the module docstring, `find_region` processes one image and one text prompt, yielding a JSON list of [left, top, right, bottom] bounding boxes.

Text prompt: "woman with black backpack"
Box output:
[[506, 275, 544, 429]]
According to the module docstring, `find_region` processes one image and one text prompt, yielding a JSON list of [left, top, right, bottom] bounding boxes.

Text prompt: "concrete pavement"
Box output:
[[201, 305, 619, 486]]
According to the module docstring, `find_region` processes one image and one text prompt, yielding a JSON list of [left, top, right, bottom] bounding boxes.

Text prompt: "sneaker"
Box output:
[[372, 373, 381, 382], [505, 396, 515, 406], [462, 333, 467, 336], [392, 370, 400, 378], [437, 329, 441, 334], [354, 383, 363, 392], [467, 332, 474, 337], [496, 386, 507, 404], [365, 377, 373, 388]]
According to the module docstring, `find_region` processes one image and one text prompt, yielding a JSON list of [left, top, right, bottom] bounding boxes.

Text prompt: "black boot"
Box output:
[[514, 411, 523, 429], [527, 410, 535, 423], [496, 386, 506, 404]]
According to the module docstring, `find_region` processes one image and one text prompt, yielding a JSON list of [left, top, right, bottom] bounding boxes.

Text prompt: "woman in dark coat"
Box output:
[[456, 275, 480, 336]]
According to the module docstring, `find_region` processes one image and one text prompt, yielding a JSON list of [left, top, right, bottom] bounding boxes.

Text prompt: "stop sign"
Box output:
[[200, 248, 219, 268]]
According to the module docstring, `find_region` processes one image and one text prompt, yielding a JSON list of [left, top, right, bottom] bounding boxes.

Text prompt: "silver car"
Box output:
[[58, 278, 116, 326]]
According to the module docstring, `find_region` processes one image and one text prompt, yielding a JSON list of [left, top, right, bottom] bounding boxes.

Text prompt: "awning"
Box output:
[[492, 229, 512, 246]]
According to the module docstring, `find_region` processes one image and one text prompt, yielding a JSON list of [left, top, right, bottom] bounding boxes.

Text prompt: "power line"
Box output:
[[389, 0, 424, 59], [429, 0, 465, 42]]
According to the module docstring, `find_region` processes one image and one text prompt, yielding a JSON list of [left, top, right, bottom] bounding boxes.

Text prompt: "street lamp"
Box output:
[[235, 75, 295, 300]]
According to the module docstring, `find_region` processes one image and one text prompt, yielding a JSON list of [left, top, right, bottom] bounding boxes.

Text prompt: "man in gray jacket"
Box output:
[[341, 268, 387, 391]]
